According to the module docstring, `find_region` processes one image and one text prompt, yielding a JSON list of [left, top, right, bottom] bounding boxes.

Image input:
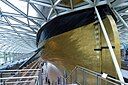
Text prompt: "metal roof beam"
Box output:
[[1, 0, 41, 27], [1, 12, 44, 20], [49, 0, 59, 15], [114, 2, 128, 8], [3, 16, 35, 49], [6, 16, 37, 33], [0, 30, 35, 35], [30, 3, 47, 21], [47, 0, 62, 20], [22, 0, 70, 10], [0, 25, 37, 33], [0, 36, 33, 50]]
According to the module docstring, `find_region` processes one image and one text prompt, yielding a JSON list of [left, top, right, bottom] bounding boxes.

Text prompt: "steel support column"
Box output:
[[94, 7, 124, 83]]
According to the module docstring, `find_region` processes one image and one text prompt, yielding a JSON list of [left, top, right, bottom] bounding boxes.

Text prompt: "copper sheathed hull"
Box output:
[[41, 15, 120, 78]]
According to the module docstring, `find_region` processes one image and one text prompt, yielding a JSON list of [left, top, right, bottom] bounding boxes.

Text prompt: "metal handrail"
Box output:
[[14, 60, 40, 85], [0, 69, 41, 72], [1, 71, 39, 75], [65, 65, 128, 85], [0, 60, 39, 80], [0, 76, 38, 80], [0, 59, 39, 78], [2, 80, 35, 84], [0, 76, 38, 85], [66, 67, 78, 79], [77, 66, 128, 84], [0, 69, 40, 84], [0, 59, 41, 85]]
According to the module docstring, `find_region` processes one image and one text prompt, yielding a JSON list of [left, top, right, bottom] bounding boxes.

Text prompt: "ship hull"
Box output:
[[37, 5, 120, 80]]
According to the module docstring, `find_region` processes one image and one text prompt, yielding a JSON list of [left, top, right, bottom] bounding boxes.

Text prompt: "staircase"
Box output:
[[0, 63, 128, 85], [0, 58, 41, 85]]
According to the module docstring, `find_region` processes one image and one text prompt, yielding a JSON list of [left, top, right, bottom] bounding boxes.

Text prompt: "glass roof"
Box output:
[[0, 0, 128, 53]]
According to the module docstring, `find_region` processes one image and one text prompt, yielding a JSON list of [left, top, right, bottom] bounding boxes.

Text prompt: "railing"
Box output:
[[65, 66, 128, 85], [0, 76, 39, 85], [1, 65, 128, 85], [0, 69, 42, 85]]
